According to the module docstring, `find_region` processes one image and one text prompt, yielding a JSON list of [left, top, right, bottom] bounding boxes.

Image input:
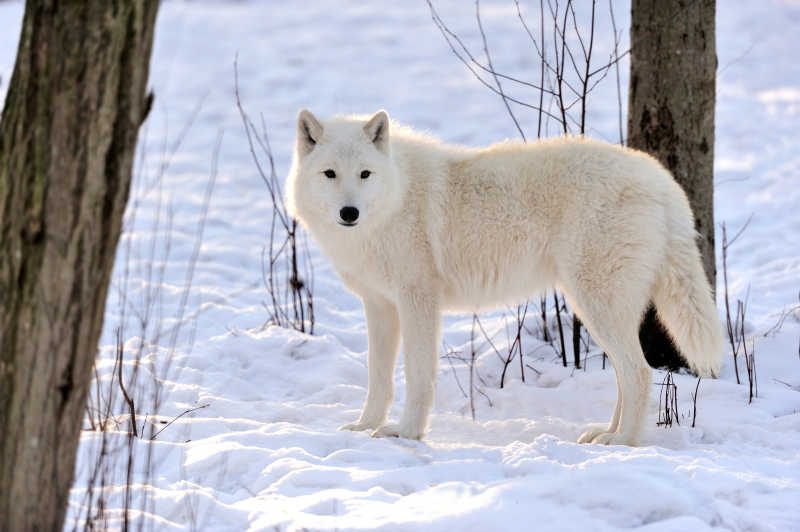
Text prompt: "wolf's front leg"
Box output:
[[372, 290, 441, 440], [340, 295, 400, 432]]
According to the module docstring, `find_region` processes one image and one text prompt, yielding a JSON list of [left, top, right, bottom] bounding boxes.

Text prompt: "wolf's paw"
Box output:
[[589, 432, 635, 446], [371, 422, 422, 440], [339, 420, 381, 432], [577, 423, 611, 444], [578, 428, 636, 446]]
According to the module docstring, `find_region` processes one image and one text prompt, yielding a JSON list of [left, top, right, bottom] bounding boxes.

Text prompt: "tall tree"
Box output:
[[628, 0, 717, 369], [0, 1, 158, 529]]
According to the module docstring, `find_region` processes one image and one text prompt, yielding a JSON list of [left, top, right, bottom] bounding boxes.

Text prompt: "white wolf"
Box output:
[[286, 109, 723, 446]]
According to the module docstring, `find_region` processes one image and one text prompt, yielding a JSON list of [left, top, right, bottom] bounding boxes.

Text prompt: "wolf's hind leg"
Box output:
[[563, 275, 652, 446], [577, 376, 621, 443], [590, 336, 650, 446], [576, 308, 650, 445]]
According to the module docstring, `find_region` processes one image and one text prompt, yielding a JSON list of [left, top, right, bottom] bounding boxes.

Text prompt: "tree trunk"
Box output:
[[628, 0, 717, 370], [0, 2, 158, 530]]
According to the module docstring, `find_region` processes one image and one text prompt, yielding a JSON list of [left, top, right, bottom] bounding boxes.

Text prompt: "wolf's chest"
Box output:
[[325, 235, 397, 288]]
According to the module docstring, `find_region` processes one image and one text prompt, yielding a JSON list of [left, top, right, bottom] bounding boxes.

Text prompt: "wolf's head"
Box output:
[[286, 109, 404, 236]]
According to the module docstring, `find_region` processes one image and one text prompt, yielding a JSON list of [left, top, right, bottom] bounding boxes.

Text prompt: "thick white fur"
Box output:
[[286, 110, 724, 446]]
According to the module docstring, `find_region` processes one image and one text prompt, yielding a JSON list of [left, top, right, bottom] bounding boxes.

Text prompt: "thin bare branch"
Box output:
[[476, 0, 526, 140]]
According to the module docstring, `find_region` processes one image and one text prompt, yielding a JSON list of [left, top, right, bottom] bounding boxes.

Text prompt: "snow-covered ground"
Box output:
[[2, 1, 799, 530]]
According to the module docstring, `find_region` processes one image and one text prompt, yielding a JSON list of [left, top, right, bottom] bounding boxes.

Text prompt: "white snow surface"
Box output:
[[1, 1, 800, 530]]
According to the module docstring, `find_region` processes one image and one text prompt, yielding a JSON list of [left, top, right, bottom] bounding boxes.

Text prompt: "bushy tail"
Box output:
[[652, 225, 724, 377]]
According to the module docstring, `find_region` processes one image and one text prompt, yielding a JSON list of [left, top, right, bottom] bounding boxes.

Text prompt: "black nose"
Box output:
[[339, 206, 359, 224]]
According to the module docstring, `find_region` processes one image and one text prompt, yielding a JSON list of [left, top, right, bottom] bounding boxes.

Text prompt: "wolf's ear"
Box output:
[[363, 110, 390, 154], [297, 109, 323, 156]]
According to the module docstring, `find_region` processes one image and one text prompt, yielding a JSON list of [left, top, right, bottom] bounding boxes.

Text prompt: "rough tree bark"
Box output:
[[0, 2, 158, 530], [628, 0, 717, 370]]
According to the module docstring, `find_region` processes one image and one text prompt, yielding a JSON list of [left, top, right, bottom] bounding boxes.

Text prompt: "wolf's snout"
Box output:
[[339, 206, 359, 225]]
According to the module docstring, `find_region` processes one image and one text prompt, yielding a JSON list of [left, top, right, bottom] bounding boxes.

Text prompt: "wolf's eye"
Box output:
[[324, 169, 336, 179], [360, 170, 371, 179]]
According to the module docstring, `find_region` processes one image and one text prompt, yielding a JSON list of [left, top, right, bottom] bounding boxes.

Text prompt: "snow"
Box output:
[[1, 1, 799, 530]]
